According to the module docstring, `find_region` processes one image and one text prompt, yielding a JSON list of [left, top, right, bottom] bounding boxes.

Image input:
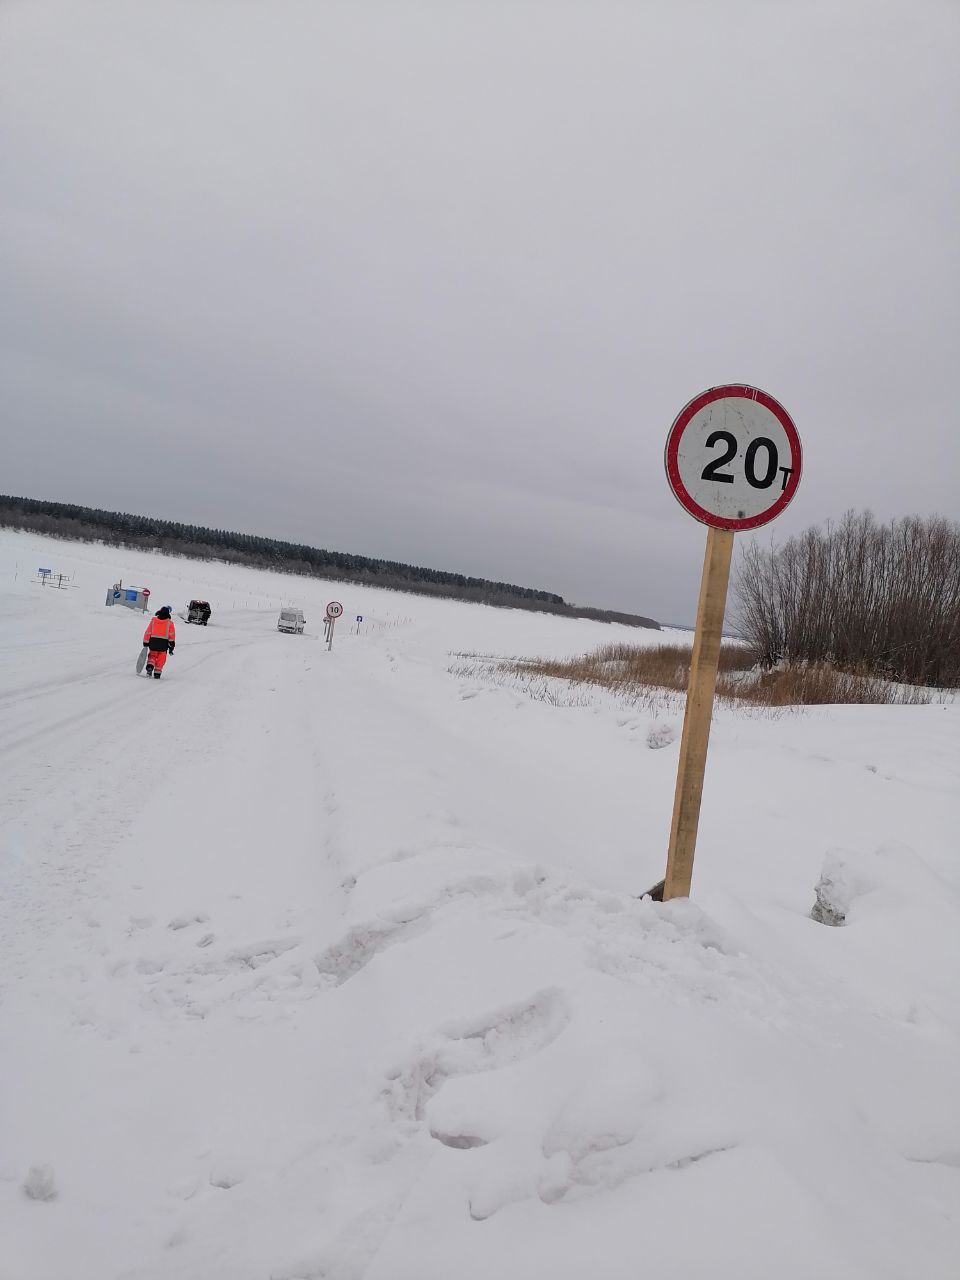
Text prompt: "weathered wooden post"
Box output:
[[659, 384, 802, 900]]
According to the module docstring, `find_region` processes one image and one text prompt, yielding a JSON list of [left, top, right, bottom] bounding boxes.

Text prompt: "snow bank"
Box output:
[[813, 840, 958, 926]]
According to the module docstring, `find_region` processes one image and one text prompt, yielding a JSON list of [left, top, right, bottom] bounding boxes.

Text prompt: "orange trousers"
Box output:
[[147, 649, 168, 672]]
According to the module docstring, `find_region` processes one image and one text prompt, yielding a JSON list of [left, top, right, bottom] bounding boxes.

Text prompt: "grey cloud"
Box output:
[[2, 0, 957, 624]]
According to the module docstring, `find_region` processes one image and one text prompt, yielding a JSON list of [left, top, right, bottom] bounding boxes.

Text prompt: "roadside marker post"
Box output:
[[325, 600, 343, 651], [356, 614, 363, 635], [659, 385, 802, 901]]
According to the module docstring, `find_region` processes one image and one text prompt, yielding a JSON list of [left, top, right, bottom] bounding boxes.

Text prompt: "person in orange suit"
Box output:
[[143, 605, 176, 679]]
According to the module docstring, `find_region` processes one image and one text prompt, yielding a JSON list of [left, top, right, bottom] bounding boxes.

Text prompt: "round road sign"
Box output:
[[142, 588, 151, 597], [665, 384, 801, 531], [326, 601, 343, 619]]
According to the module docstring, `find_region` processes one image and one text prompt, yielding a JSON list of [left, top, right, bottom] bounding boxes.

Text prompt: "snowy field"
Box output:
[[2, 529, 958, 1280]]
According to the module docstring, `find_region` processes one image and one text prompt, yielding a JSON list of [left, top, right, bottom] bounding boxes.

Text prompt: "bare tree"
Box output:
[[735, 510, 960, 687]]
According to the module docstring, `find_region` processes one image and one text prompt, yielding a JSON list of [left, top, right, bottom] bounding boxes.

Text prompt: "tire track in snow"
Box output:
[[0, 628, 285, 986]]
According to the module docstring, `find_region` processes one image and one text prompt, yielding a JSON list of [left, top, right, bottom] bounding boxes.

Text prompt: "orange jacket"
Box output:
[[143, 616, 176, 652]]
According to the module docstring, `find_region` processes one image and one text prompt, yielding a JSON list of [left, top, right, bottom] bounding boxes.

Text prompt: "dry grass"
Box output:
[[729, 664, 931, 706], [496, 643, 931, 708]]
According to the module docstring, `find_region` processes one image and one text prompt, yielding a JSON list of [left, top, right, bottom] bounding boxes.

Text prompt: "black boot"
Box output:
[[153, 670, 162, 679]]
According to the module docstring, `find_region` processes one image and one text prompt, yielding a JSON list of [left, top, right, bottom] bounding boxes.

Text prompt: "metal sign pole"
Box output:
[[327, 617, 336, 651], [662, 527, 734, 900]]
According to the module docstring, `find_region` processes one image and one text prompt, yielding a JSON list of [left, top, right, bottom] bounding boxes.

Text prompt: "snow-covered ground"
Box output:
[[2, 529, 958, 1280]]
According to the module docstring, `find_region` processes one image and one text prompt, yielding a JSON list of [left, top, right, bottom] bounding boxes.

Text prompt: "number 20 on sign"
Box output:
[[659, 385, 802, 901]]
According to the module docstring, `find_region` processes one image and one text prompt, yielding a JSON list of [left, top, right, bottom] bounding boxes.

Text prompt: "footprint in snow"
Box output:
[[168, 911, 209, 931], [225, 937, 301, 968], [23, 1165, 57, 1202], [384, 987, 571, 1130], [208, 1159, 245, 1190], [315, 916, 430, 985], [646, 723, 677, 749]]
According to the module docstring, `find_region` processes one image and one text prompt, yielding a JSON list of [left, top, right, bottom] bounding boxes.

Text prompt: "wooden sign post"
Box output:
[[325, 600, 343, 651], [663, 527, 733, 899], [660, 385, 802, 900]]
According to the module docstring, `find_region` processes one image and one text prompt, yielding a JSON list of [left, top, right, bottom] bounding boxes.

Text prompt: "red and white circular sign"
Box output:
[[325, 600, 343, 619], [665, 385, 801, 531], [142, 588, 151, 597]]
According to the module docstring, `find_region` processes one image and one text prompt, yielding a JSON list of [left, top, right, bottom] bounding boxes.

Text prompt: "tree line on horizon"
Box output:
[[0, 494, 661, 629]]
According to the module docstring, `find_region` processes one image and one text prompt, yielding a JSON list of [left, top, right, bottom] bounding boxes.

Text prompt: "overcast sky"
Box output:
[[2, 0, 957, 624]]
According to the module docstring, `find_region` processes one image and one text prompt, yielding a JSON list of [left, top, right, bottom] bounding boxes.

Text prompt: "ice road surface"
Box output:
[[2, 530, 958, 1279]]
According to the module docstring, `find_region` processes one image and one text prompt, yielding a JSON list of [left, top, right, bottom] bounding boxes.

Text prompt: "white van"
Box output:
[[277, 607, 306, 634]]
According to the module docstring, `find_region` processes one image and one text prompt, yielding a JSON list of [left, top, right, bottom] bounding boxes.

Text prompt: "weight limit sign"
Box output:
[[655, 382, 801, 904], [664, 384, 802, 531]]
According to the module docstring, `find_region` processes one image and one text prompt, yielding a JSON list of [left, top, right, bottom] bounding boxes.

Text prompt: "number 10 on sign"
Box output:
[[659, 385, 802, 900]]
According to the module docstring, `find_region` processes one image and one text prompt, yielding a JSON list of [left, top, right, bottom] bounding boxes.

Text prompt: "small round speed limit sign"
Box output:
[[665, 384, 801, 531], [325, 601, 343, 619]]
